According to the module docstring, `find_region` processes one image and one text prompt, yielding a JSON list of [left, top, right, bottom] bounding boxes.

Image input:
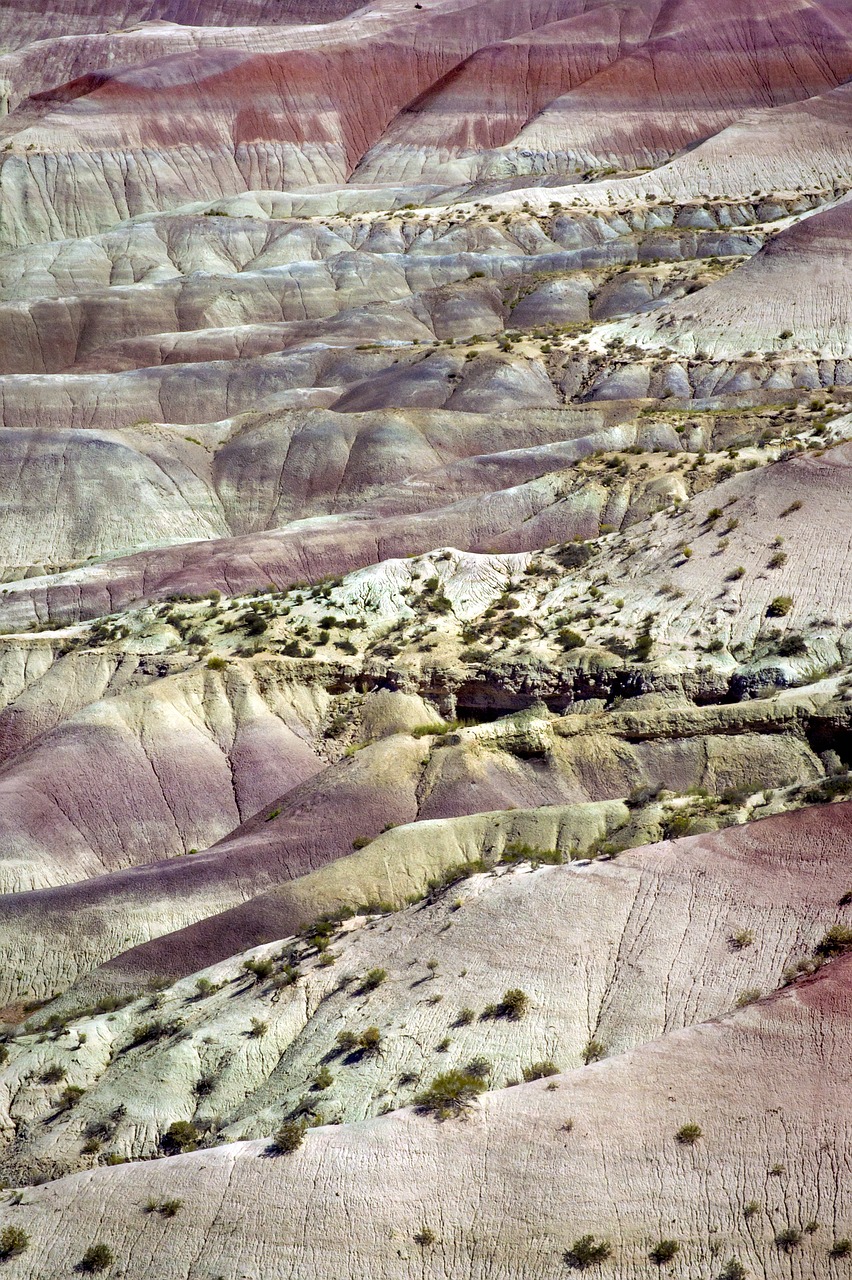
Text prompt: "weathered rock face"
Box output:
[[1, 2, 852, 1275]]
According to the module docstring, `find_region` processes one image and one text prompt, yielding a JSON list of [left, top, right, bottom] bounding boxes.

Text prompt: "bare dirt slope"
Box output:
[[0, 798, 848, 1186], [2, 950, 850, 1279]]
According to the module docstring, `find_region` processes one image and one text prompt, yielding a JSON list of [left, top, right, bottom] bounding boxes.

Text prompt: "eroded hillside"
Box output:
[[0, 1, 851, 1277]]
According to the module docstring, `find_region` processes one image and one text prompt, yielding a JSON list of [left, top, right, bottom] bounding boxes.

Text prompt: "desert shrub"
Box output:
[[494, 616, 525, 639], [248, 1018, 268, 1039], [40, 1064, 65, 1084], [780, 500, 802, 516], [718, 1259, 746, 1280], [522, 1060, 558, 1081], [804, 776, 852, 804], [428, 590, 453, 616], [649, 1240, 680, 1265], [161, 1121, 199, 1155], [194, 1074, 215, 1097], [663, 813, 692, 839], [414, 1227, 436, 1246], [634, 633, 654, 661], [423, 859, 486, 902], [502, 842, 563, 868], [735, 989, 762, 1008], [243, 956, 274, 981], [582, 1040, 606, 1065], [816, 925, 852, 958], [0, 1226, 29, 1258], [271, 1120, 305, 1154], [300, 908, 353, 952], [357, 968, 388, 994], [675, 1122, 703, 1145], [268, 965, 300, 994], [497, 988, 529, 1020], [767, 596, 793, 617], [775, 1228, 802, 1252], [460, 646, 489, 663], [77, 1243, 114, 1272], [415, 1070, 486, 1119], [553, 542, 594, 571], [455, 1008, 475, 1026], [84, 1106, 125, 1145], [721, 783, 759, 806], [830, 1239, 852, 1259], [777, 634, 807, 657], [206, 655, 227, 670], [358, 1027, 382, 1056], [241, 611, 268, 636], [557, 629, 585, 651], [564, 1234, 612, 1269], [57, 1085, 84, 1111], [127, 1019, 182, 1049], [335, 1030, 359, 1054], [729, 929, 754, 950], [312, 1066, 334, 1091], [145, 1199, 183, 1218], [465, 1057, 491, 1079], [627, 783, 661, 809], [411, 722, 451, 738]]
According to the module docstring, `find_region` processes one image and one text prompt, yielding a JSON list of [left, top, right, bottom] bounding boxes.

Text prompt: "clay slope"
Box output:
[[0, 417, 849, 634], [621, 195, 852, 358], [0, 1, 364, 49], [358, 0, 852, 183], [0, 796, 849, 1183], [2, 950, 850, 1278], [1, 0, 851, 249], [0, 659, 330, 891]]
